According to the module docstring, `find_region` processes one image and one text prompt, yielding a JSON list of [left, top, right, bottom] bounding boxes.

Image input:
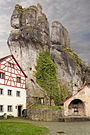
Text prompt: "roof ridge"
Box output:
[[0, 54, 27, 78], [0, 55, 12, 62]]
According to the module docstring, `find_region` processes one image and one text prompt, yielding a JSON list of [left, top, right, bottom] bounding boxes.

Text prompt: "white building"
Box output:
[[0, 55, 26, 117]]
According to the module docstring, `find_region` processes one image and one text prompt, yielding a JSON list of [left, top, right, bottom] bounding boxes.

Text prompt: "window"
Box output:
[[0, 105, 3, 112], [0, 88, 3, 95], [8, 90, 12, 96], [87, 83, 90, 87], [9, 63, 14, 68], [0, 72, 4, 79], [9, 63, 11, 67], [16, 91, 20, 97], [12, 64, 14, 68], [41, 98, 44, 105], [7, 105, 12, 112], [35, 97, 44, 105], [17, 77, 21, 83]]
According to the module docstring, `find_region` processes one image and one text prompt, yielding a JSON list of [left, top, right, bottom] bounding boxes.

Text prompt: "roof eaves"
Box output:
[[61, 85, 87, 105]]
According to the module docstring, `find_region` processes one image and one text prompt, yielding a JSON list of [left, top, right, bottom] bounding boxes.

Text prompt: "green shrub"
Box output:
[[59, 81, 69, 102], [7, 115, 14, 119], [0, 115, 3, 119], [35, 50, 61, 105]]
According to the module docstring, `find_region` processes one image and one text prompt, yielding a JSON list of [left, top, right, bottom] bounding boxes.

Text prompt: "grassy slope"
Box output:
[[0, 122, 49, 135], [31, 104, 60, 110]]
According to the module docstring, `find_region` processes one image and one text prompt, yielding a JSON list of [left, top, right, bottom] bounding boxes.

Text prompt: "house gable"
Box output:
[[0, 55, 26, 89]]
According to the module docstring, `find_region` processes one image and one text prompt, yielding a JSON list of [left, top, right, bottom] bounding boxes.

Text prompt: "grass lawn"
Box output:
[[0, 122, 49, 135], [31, 104, 60, 110]]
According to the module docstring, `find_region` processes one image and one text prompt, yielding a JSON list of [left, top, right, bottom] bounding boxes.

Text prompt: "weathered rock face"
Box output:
[[8, 3, 50, 105], [10, 4, 50, 45], [51, 22, 89, 94], [50, 44, 87, 95], [8, 3, 90, 105], [51, 21, 70, 48]]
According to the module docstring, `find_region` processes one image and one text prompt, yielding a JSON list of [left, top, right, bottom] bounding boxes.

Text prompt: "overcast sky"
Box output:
[[0, 0, 90, 65]]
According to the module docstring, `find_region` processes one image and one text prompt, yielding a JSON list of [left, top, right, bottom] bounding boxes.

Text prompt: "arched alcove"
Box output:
[[68, 99, 85, 116]]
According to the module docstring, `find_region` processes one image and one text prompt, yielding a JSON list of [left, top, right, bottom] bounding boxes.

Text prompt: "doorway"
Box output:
[[68, 99, 85, 116], [18, 105, 22, 117]]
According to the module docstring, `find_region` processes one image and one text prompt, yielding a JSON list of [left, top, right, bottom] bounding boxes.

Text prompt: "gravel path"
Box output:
[[1, 118, 90, 135]]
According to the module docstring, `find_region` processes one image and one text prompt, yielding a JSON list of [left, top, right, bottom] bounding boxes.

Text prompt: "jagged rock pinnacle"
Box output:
[[10, 3, 50, 46], [51, 21, 70, 47]]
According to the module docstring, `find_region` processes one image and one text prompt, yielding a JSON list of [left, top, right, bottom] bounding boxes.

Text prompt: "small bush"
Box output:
[[0, 115, 3, 119], [7, 115, 14, 119]]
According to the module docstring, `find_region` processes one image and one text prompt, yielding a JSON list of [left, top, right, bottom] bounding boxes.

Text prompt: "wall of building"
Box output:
[[0, 55, 26, 89], [0, 85, 26, 117], [85, 86, 90, 116], [64, 86, 90, 117]]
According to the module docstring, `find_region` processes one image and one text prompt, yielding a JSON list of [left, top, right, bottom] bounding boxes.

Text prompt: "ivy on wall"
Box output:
[[35, 50, 61, 105], [59, 81, 69, 102]]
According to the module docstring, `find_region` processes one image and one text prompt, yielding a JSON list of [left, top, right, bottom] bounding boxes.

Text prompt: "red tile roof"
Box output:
[[61, 85, 87, 105], [0, 55, 10, 62]]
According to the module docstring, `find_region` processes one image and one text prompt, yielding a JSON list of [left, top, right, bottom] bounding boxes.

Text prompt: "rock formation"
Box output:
[[51, 21, 89, 95], [51, 21, 70, 47], [8, 3, 50, 106], [8, 3, 90, 105]]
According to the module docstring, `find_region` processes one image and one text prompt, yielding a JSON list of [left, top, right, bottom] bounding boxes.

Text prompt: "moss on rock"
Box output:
[[59, 81, 69, 102], [29, 5, 37, 11], [60, 45, 86, 71]]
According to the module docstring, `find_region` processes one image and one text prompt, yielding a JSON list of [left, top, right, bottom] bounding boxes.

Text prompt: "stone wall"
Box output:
[[27, 108, 62, 121]]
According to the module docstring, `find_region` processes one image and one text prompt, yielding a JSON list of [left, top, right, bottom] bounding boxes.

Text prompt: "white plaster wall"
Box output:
[[0, 85, 26, 117]]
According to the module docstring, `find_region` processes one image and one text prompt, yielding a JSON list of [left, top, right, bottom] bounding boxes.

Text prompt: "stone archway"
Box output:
[[68, 99, 85, 116]]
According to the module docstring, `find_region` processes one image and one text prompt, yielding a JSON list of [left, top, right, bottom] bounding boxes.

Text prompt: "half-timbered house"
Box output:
[[0, 55, 26, 117]]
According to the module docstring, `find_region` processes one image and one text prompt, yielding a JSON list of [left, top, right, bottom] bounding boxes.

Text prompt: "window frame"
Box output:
[[17, 77, 21, 83], [9, 62, 11, 67], [0, 72, 5, 79], [8, 90, 12, 96], [11, 64, 14, 68], [0, 105, 3, 112], [16, 91, 20, 97], [0, 88, 3, 95], [8, 62, 14, 68], [7, 105, 12, 112]]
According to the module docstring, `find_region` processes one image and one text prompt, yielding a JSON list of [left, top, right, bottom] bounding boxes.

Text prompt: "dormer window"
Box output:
[[0, 72, 4, 79], [17, 77, 21, 83]]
